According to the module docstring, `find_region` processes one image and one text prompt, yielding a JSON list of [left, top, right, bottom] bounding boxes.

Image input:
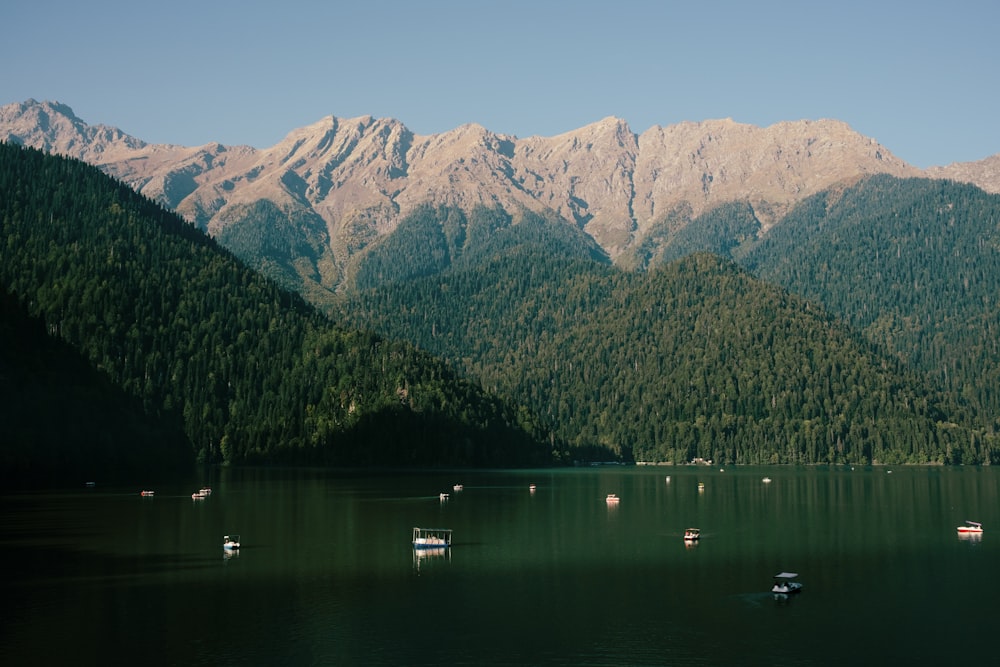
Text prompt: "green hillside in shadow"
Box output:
[[0, 143, 553, 476]]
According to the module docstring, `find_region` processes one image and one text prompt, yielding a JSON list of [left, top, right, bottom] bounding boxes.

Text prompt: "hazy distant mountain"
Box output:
[[3, 99, 998, 294]]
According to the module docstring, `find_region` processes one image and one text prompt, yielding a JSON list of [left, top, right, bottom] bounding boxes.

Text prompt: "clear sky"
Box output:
[[3, 0, 997, 168]]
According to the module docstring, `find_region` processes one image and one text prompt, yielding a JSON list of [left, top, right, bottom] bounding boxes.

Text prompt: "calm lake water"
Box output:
[[2, 465, 998, 666]]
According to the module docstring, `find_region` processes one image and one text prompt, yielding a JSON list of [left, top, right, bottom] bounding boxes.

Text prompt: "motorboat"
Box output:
[[223, 534, 240, 550], [606, 494, 620, 503], [762, 477, 772, 483], [439, 492, 449, 501], [771, 572, 803, 594], [957, 521, 983, 534], [412, 527, 452, 550], [192, 490, 208, 499], [453, 484, 463, 491], [697, 482, 705, 492], [529, 484, 537, 492], [140, 490, 155, 497], [683, 528, 701, 541]]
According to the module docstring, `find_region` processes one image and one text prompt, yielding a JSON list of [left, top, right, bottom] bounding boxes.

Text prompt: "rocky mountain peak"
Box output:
[[2, 98, 998, 288], [0, 100, 149, 159]]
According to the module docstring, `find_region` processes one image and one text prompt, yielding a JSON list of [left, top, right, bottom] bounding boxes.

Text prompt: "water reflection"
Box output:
[[412, 546, 451, 572], [605, 493, 620, 520], [957, 532, 983, 544]]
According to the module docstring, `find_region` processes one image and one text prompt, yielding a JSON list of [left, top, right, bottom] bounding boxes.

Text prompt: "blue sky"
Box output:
[[3, 0, 997, 168]]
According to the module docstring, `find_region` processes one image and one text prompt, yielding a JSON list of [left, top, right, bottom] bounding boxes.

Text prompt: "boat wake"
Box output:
[[732, 592, 777, 608]]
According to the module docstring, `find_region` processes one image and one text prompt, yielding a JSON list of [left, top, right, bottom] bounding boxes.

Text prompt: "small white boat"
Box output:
[[762, 477, 772, 483], [439, 492, 449, 501], [529, 484, 537, 492], [683, 528, 701, 541], [140, 490, 155, 497], [412, 527, 452, 550], [697, 482, 705, 491], [223, 534, 240, 550], [957, 521, 983, 534], [606, 494, 620, 503], [191, 490, 208, 499], [453, 484, 463, 491], [771, 572, 803, 594]]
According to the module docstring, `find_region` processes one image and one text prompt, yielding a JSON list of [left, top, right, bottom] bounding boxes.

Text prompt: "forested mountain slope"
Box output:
[[338, 227, 983, 465], [347, 204, 610, 291], [742, 176, 1000, 435], [0, 144, 552, 471]]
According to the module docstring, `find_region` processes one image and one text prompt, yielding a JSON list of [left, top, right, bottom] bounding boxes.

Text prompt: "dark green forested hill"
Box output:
[[742, 176, 1000, 436], [0, 288, 191, 483], [0, 143, 553, 474], [338, 233, 983, 465]]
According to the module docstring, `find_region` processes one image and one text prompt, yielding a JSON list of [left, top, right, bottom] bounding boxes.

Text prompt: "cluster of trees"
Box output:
[[0, 143, 554, 477]]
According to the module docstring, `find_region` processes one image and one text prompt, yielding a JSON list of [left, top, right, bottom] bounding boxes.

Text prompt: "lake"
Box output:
[[2, 465, 997, 665]]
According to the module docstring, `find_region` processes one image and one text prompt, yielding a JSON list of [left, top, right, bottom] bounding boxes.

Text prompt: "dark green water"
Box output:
[[2, 466, 997, 665]]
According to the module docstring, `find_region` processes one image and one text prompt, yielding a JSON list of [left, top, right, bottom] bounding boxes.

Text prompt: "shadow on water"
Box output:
[[6, 542, 220, 586]]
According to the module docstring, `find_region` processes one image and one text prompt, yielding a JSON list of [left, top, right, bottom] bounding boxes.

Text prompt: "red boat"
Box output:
[[957, 521, 983, 534]]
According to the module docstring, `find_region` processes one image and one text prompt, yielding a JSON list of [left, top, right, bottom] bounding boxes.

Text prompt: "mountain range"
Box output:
[[4, 99, 999, 297], [4, 100, 1000, 468]]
